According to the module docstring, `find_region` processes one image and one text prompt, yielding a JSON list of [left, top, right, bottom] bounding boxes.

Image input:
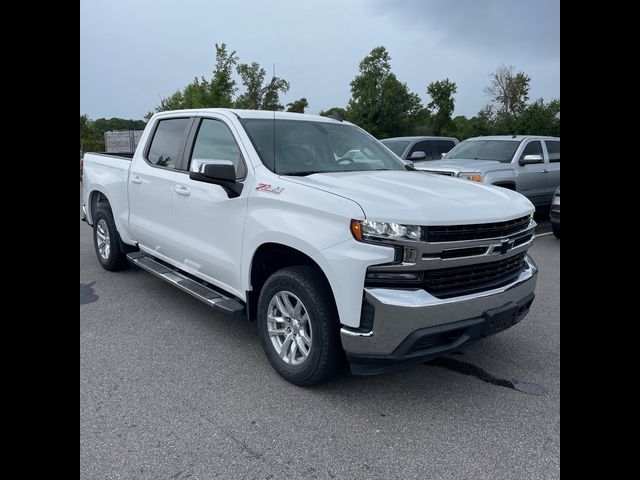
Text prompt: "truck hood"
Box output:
[[415, 158, 505, 174], [284, 170, 533, 225]]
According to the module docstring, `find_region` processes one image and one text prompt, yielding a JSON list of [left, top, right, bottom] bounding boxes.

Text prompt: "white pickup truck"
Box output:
[[82, 109, 538, 385]]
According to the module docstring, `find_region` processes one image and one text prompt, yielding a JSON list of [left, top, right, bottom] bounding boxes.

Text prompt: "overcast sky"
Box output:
[[80, 0, 559, 120]]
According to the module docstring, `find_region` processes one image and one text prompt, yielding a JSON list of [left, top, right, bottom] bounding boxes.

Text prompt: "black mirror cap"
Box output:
[[189, 163, 236, 183]]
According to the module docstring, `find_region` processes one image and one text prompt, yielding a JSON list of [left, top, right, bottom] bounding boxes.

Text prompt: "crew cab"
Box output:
[[82, 109, 538, 385], [417, 135, 560, 206]]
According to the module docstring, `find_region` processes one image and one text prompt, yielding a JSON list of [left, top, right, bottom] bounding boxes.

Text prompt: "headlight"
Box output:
[[351, 219, 422, 242], [459, 172, 482, 182]]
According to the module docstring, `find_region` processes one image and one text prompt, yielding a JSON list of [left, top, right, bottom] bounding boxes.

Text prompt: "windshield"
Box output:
[[444, 139, 521, 163], [241, 119, 407, 175], [380, 140, 410, 157]]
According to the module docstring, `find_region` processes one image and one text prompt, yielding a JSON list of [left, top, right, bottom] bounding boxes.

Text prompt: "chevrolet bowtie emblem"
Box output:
[[499, 240, 515, 255]]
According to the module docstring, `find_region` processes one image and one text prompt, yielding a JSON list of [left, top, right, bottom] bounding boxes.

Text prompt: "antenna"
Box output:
[[273, 62, 276, 174]]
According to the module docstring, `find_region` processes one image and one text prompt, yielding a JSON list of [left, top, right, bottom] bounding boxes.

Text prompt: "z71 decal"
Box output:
[[255, 183, 284, 195]]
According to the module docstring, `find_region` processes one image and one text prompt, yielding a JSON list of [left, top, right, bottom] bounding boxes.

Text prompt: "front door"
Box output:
[[170, 116, 250, 296], [514, 139, 548, 205]]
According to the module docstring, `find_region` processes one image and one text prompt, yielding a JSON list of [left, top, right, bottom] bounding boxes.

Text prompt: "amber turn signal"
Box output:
[[350, 219, 363, 241]]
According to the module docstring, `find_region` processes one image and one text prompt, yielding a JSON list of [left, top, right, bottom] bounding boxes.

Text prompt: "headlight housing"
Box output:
[[458, 172, 482, 182], [351, 219, 422, 242]]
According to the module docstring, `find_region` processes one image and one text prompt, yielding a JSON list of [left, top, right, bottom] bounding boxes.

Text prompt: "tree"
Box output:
[[149, 43, 241, 114], [516, 98, 560, 136], [426, 79, 457, 135], [346, 46, 423, 138], [319, 107, 348, 119], [261, 76, 290, 111], [485, 64, 531, 117], [235, 62, 266, 109], [209, 43, 239, 107], [286, 98, 309, 113], [235, 62, 290, 111]]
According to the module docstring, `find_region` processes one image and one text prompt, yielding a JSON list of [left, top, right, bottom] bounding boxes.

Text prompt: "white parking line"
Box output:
[[535, 232, 553, 238]]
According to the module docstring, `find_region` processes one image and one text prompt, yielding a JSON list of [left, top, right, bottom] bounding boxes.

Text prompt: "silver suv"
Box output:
[[417, 135, 560, 206]]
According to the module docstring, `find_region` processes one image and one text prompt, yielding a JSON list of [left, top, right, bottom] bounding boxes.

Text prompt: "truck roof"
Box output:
[[153, 108, 347, 123], [381, 136, 459, 141], [464, 135, 560, 141]]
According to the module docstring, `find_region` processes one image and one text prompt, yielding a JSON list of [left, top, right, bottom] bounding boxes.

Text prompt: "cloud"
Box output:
[[367, 0, 559, 59]]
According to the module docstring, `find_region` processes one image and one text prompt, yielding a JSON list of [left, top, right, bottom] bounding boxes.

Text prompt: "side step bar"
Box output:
[[126, 252, 245, 317]]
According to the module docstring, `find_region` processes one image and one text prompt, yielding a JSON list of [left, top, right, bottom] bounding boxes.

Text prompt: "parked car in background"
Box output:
[[417, 135, 560, 206], [550, 186, 560, 238], [380, 136, 459, 163]]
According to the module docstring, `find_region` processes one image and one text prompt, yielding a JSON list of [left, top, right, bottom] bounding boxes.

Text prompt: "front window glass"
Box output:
[[445, 139, 520, 163], [381, 140, 410, 157], [241, 119, 407, 175]]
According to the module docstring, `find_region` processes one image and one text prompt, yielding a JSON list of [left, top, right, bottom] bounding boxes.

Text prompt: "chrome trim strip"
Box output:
[[340, 329, 374, 337]]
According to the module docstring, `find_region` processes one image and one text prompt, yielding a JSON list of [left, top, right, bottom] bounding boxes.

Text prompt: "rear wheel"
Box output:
[[92, 207, 130, 271], [257, 266, 343, 386]]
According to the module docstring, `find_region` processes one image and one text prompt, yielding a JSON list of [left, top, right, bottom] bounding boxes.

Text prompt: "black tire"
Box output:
[[92, 207, 130, 271], [257, 266, 344, 386], [552, 225, 560, 239]]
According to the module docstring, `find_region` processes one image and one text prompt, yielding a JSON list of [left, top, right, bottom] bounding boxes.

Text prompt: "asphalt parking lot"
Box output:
[[80, 194, 559, 480]]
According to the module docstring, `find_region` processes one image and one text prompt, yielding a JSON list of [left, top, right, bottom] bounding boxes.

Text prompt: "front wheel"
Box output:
[[257, 266, 343, 386]]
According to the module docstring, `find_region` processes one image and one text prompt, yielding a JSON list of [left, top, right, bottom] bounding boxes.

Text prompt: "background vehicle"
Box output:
[[380, 136, 459, 163], [82, 109, 537, 386], [550, 186, 560, 238], [417, 135, 560, 206]]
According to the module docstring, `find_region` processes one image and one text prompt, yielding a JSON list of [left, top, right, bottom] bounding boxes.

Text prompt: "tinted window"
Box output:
[[191, 119, 246, 178], [434, 140, 456, 156], [520, 141, 543, 160], [381, 140, 410, 157], [408, 141, 433, 160], [241, 119, 406, 174], [147, 118, 190, 169], [545, 140, 560, 163], [446, 139, 520, 163]]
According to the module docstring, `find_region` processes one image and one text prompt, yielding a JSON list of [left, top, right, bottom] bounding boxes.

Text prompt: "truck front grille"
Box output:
[[422, 252, 527, 298], [425, 215, 531, 242]]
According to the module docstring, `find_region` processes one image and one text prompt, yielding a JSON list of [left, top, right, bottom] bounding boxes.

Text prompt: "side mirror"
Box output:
[[519, 154, 544, 166], [404, 159, 415, 168], [441, 152, 446, 159], [189, 159, 243, 198], [409, 151, 427, 161]]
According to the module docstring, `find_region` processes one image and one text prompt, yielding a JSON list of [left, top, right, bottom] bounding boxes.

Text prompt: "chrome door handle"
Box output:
[[542, 169, 549, 173], [174, 186, 191, 196], [130, 175, 143, 184]]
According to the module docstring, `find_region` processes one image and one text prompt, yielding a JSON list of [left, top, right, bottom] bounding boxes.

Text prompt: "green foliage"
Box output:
[[261, 76, 290, 111], [235, 62, 266, 109], [515, 98, 560, 136], [150, 43, 242, 114], [286, 98, 309, 113], [427, 79, 457, 135], [80, 115, 147, 153], [346, 46, 423, 138], [319, 107, 348, 119]]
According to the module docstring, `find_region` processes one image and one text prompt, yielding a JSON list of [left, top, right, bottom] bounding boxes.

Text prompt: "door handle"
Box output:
[[130, 175, 143, 184], [542, 169, 549, 173], [174, 186, 191, 196]]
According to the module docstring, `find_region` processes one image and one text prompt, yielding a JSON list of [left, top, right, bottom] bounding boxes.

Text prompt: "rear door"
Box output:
[[514, 139, 548, 205], [127, 116, 193, 260], [543, 139, 560, 197]]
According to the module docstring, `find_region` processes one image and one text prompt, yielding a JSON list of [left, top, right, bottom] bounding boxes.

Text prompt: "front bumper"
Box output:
[[341, 254, 538, 374]]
